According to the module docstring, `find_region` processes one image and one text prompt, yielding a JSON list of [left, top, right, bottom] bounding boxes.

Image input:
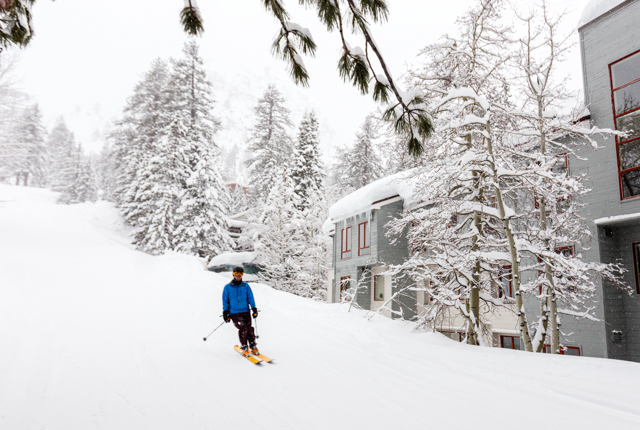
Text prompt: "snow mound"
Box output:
[[207, 250, 257, 268], [579, 0, 626, 27]]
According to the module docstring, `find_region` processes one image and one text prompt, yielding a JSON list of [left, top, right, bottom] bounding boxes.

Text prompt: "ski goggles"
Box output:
[[233, 271, 243, 277]]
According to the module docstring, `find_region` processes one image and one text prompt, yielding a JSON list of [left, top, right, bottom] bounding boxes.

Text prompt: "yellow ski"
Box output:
[[234, 345, 262, 364]]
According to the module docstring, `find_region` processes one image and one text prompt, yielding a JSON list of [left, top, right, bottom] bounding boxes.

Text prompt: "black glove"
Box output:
[[252, 307, 258, 318], [223, 310, 230, 323]]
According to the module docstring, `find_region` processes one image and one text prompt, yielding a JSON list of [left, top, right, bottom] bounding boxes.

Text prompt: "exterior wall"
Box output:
[[598, 222, 640, 361], [576, 0, 640, 361], [331, 200, 413, 318], [376, 200, 414, 320]]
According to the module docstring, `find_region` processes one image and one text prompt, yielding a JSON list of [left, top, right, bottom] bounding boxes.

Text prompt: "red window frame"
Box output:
[[633, 242, 640, 294], [538, 246, 574, 294], [544, 345, 581, 356], [341, 226, 352, 259], [358, 221, 370, 256], [609, 48, 640, 200], [500, 335, 520, 349], [340, 276, 351, 301]]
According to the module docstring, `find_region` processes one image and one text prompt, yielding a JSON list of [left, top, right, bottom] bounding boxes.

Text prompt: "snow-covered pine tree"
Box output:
[[244, 84, 295, 204], [111, 58, 171, 228], [12, 103, 47, 187], [330, 113, 383, 198], [131, 115, 183, 255], [0, 53, 27, 183], [57, 143, 93, 204], [291, 111, 324, 211], [289, 111, 329, 299], [95, 142, 117, 202], [255, 168, 306, 295], [73, 157, 98, 203], [169, 41, 233, 258], [47, 118, 76, 192]]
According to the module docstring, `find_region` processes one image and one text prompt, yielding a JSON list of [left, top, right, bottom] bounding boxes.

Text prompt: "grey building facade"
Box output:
[[328, 196, 417, 320], [560, 0, 640, 361]]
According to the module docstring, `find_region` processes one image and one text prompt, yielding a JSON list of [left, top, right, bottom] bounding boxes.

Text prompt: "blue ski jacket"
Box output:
[[222, 280, 256, 315]]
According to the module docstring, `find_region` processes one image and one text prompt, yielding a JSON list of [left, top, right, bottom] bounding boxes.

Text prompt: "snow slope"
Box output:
[[1, 184, 640, 430]]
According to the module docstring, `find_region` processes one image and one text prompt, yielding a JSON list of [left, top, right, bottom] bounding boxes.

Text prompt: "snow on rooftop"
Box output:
[[328, 170, 420, 223], [579, 0, 626, 28], [207, 251, 256, 268]]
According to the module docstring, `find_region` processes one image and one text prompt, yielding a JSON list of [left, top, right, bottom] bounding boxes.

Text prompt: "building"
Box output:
[[567, 0, 640, 361], [324, 171, 521, 348]]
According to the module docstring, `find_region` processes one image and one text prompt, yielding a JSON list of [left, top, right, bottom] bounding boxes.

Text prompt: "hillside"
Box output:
[[1, 184, 639, 429]]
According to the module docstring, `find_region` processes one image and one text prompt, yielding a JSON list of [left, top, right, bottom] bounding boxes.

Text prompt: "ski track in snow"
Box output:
[[1, 184, 640, 429]]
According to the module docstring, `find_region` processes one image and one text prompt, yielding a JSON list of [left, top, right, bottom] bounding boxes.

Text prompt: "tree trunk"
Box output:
[[485, 124, 534, 351]]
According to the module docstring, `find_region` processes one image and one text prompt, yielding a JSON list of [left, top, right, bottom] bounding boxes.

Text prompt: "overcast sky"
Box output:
[[7, 0, 591, 162]]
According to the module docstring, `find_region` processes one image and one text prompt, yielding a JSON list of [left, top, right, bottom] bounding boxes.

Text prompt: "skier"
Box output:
[[222, 266, 259, 357]]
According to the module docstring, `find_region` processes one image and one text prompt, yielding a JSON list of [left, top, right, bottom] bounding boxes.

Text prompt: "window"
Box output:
[[341, 226, 352, 259], [553, 153, 571, 213], [610, 49, 640, 199], [498, 265, 513, 298], [373, 275, 385, 301], [633, 242, 640, 294], [538, 246, 574, 294], [543, 345, 581, 356], [555, 246, 576, 293], [358, 221, 370, 256], [500, 335, 522, 350], [340, 276, 351, 301]]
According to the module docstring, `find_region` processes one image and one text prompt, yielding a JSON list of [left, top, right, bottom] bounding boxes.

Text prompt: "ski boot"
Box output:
[[240, 345, 250, 357], [249, 343, 259, 356]]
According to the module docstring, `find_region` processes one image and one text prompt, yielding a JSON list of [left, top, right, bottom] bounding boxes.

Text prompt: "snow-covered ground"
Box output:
[[1, 184, 640, 430]]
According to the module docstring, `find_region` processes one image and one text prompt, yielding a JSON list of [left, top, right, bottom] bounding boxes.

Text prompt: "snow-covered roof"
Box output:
[[326, 170, 420, 229], [207, 251, 256, 268], [579, 0, 628, 28]]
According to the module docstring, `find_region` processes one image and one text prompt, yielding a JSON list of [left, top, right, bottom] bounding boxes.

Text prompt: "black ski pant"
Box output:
[[230, 312, 256, 347]]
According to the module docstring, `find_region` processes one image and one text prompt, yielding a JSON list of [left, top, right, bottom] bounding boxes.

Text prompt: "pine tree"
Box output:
[[74, 158, 98, 203], [57, 143, 95, 205], [12, 103, 47, 187], [255, 169, 305, 294], [245, 84, 295, 204], [95, 142, 117, 201], [112, 58, 171, 228], [169, 41, 233, 258], [331, 113, 383, 195], [47, 119, 77, 193], [291, 111, 324, 212]]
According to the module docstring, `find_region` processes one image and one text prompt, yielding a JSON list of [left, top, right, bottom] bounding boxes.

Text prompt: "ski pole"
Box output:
[[254, 316, 259, 339], [203, 320, 225, 341]]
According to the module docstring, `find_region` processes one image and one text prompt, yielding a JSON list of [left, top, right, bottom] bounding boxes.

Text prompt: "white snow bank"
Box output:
[[328, 170, 421, 222], [207, 250, 257, 267], [579, 0, 626, 27]]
